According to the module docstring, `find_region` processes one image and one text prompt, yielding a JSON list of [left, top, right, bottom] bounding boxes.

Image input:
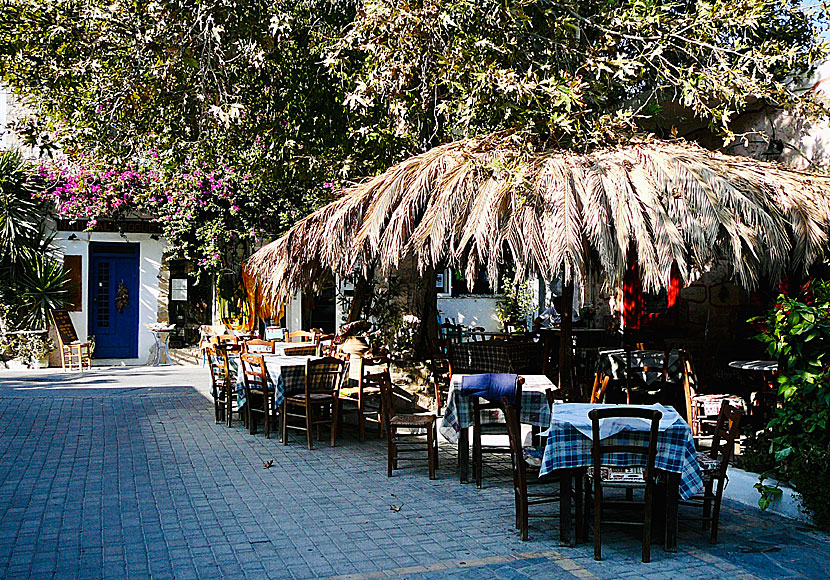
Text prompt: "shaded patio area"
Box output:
[[0, 367, 825, 580]]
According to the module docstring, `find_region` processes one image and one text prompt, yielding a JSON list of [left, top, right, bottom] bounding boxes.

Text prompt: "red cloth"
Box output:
[[623, 259, 644, 330], [667, 261, 681, 308]]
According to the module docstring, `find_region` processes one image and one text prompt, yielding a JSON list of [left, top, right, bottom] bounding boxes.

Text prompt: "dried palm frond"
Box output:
[[245, 134, 830, 309]]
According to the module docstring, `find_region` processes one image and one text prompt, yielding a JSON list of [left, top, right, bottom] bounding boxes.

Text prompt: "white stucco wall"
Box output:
[[55, 231, 166, 365], [437, 296, 502, 331]]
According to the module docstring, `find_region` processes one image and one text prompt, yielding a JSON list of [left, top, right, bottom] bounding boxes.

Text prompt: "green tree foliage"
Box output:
[[754, 281, 830, 528], [0, 0, 362, 274], [329, 0, 827, 153], [0, 150, 66, 330]]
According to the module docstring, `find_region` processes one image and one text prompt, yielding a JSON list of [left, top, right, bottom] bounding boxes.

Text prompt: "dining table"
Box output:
[[439, 373, 558, 482], [231, 354, 318, 411], [538, 402, 703, 549]]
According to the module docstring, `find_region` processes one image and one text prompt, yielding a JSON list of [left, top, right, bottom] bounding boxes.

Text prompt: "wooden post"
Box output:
[[346, 274, 372, 323], [558, 281, 575, 400]]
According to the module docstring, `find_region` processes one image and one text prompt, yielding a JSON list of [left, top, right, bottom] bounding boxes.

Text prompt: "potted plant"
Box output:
[[28, 334, 55, 368], [337, 320, 372, 355]]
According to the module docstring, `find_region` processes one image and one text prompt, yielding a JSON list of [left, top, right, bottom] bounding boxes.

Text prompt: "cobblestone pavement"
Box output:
[[0, 367, 828, 580]]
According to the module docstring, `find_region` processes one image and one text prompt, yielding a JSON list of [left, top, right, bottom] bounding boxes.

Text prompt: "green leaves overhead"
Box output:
[[330, 0, 827, 151]]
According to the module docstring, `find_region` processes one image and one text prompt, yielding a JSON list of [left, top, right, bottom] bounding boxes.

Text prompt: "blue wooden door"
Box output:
[[89, 243, 139, 358]]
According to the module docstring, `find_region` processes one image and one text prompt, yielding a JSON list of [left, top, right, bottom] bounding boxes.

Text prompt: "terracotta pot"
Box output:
[[341, 336, 370, 356]]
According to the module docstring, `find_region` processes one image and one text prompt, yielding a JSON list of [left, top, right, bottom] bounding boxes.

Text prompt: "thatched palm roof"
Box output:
[[245, 134, 830, 307]]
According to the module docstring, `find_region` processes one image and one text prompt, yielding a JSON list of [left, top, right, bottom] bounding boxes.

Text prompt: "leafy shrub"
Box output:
[[753, 280, 830, 529], [496, 276, 534, 331]]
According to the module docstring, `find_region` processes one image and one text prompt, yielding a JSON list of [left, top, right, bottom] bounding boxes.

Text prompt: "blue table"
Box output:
[[540, 403, 702, 549]]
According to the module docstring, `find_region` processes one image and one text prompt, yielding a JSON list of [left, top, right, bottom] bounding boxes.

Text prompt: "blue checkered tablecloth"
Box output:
[[439, 374, 558, 443], [232, 354, 315, 411], [538, 403, 703, 500]]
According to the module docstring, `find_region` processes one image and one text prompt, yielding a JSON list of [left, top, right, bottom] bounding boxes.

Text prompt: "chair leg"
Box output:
[[581, 471, 590, 543], [306, 406, 314, 450], [264, 395, 271, 440], [575, 471, 584, 542], [519, 482, 529, 541], [642, 483, 653, 563], [473, 419, 482, 488], [710, 478, 725, 544], [702, 480, 714, 531], [427, 426, 436, 480], [433, 424, 439, 469], [593, 480, 602, 561], [247, 401, 256, 435], [387, 437, 395, 477], [282, 402, 289, 445], [331, 399, 339, 447]]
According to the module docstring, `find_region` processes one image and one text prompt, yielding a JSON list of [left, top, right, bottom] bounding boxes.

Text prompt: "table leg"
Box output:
[[559, 468, 574, 547], [665, 472, 680, 552], [458, 426, 469, 483]]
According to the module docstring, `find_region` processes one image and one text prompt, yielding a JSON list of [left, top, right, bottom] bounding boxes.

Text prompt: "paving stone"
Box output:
[[0, 367, 829, 580]]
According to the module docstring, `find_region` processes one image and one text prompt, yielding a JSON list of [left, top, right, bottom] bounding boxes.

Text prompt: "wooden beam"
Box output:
[[558, 281, 575, 400]]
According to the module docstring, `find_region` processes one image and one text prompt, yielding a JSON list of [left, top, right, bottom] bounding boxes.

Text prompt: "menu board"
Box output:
[[51, 309, 79, 344]]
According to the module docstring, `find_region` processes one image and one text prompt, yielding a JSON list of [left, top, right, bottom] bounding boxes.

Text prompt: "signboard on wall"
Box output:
[[170, 279, 188, 301]]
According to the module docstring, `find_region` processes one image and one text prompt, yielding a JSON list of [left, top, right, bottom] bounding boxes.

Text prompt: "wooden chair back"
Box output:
[[240, 353, 268, 393], [243, 339, 276, 354], [214, 334, 239, 345], [316, 334, 336, 356], [589, 407, 661, 472], [283, 344, 317, 356], [589, 372, 610, 403], [289, 330, 317, 343], [206, 344, 231, 388], [305, 356, 345, 399], [679, 350, 701, 436], [707, 402, 744, 477], [376, 370, 396, 428]]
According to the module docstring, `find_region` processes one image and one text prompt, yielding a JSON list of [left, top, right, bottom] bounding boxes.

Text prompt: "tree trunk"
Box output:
[[346, 274, 372, 324], [413, 266, 439, 359], [558, 281, 575, 400]]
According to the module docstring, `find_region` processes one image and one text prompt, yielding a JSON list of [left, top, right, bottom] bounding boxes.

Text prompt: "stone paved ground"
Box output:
[[0, 367, 828, 580]]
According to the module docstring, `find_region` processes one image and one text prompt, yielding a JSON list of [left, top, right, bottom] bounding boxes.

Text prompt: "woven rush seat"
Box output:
[[696, 452, 721, 476], [587, 466, 646, 484], [391, 414, 435, 427], [521, 446, 545, 468]]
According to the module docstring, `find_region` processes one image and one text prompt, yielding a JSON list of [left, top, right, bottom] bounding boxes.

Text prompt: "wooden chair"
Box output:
[[282, 343, 317, 356], [431, 354, 451, 414], [316, 334, 336, 356], [378, 372, 438, 479], [502, 394, 562, 540], [338, 355, 389, 441], [459, 374, 524, 489], [282, 356, 345, 449], [242, 339, 276, 354], [678, 350, 744, 440], [624, 347, 670, 404], [681, 402, 744, 543], [240, 353, 278, 439], [207, 343, 240, 426], [586, 407, 661, 563], [51, 309, 91, 371], [589, 372, 610, 403], [288, 330, 317, 343], [214, 334, 239, 345], [198, 324, 226, 366]]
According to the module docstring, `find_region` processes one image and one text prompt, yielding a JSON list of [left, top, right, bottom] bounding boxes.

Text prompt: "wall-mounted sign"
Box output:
[[171, 278, 188, 301]]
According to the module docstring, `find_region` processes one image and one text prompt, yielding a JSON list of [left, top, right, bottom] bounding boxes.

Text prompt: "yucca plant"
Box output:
[[0, 150, 46, 266], [18, 253, 68, 330]]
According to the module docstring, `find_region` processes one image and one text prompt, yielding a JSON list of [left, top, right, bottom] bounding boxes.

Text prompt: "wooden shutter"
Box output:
[[64, 255, 83, 312]]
